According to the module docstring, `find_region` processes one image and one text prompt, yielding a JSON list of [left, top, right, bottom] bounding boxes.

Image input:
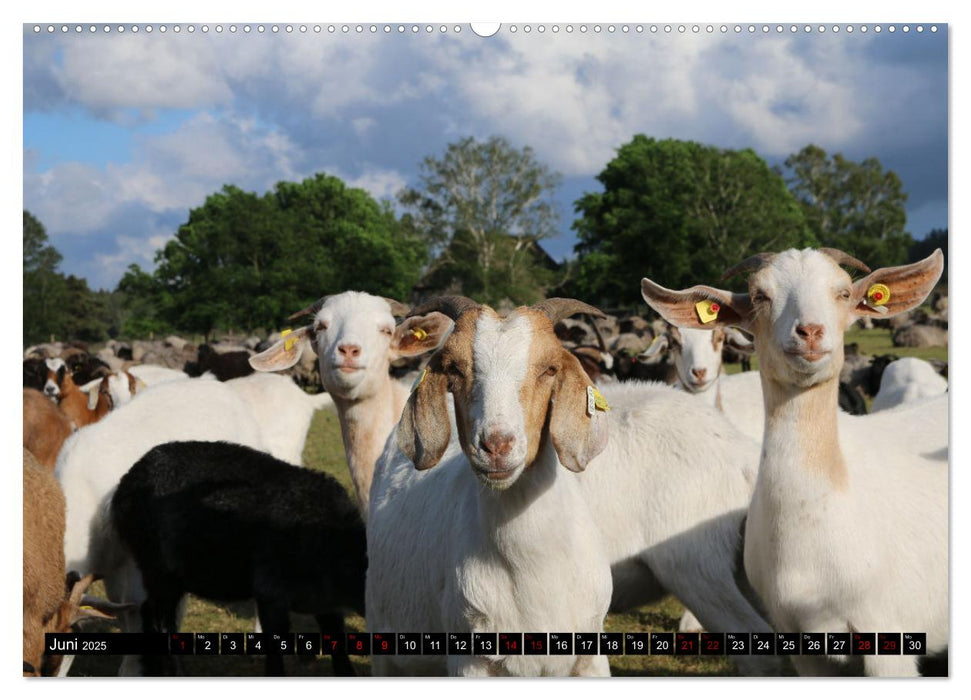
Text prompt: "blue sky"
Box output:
[[22, 22, 948, 291]]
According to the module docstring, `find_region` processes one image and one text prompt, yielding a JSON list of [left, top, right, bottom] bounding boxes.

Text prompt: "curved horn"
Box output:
[[381, 297, 412, 318], [531, 298, 606, 324], [720, 253, 777, 281], [287, 296, 330, 321], [408, 295, 481, 321], [818, 248, 872, 274]]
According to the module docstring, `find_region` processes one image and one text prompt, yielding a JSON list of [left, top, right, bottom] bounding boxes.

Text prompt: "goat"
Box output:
[[46, 364, 114, 429], [23, 449, 120, 676], [367, 297, 613, 676], [111, 441, 366, 676], [250, 292, 447, 517], [639, 324, 754, 410], [23, 388, 74, 470], [252, 293, 779, 675], [641, 247, 946, 676], [871, 357, 948, 412], [223, 372, 334, 466], [24, 357, 48, 391], [55, 379, 268, 675]]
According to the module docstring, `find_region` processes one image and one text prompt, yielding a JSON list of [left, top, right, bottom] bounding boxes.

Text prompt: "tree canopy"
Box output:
[[399, 135, 562, 306], [782, 144, 912, 269], [570, 135, 814, 306], [127, 175, 429, 338]]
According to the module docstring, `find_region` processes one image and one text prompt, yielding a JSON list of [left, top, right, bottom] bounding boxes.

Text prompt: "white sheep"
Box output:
[[642, 247, 947, 677], [871, 356, 947, 412], [367, 297, 614, 676]]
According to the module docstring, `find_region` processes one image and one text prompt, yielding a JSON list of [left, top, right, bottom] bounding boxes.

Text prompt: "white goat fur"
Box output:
[[642, 248, 947, 677], [55, 376, 327, 675], [367, 306, 612, 677], [871, 357, 947, 412]]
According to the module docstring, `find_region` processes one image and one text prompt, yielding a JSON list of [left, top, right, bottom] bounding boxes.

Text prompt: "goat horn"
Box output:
[[408, 295, 481, 321], [381, 297, 412, 318], [531, 298, 607, 324], [818, 248, 872, 274], [287, 296, 330, 321], [720, 253, 777, 281]]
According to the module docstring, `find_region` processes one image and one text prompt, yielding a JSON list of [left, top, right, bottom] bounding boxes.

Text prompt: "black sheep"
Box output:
[[111, 441, 366, 676]]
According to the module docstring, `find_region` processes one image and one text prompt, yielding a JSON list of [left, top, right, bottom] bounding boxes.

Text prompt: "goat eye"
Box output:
[[839, 289, 852, 300], [380, 327, 393, 336], [543, 365, 558, 378], [752, 290, 769, 303]]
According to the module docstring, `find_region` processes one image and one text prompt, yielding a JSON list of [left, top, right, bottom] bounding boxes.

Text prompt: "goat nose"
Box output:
[[337, 343, 361, 359], [691, 368, 707, 381], [796, 324, 825, 344], [480, 431, 515, 457]]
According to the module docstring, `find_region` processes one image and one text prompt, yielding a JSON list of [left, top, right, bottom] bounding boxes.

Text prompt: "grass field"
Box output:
[[66, 325, 944, 677]]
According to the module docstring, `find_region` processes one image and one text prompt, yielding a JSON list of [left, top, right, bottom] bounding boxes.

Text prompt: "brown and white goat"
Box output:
[[23, 389, 74, 470]]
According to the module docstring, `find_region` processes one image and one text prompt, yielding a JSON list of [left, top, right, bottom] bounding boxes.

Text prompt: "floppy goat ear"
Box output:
[[249, 325, 313, 372], [851, 249, 944, 320], [548, 352, 609, 472], [397, 363, 451, 471], [641, 278, 753, 331]]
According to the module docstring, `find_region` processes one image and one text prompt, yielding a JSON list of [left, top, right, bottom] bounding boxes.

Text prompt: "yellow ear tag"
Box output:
[[412, 327, 428, 341], [866, 284, 891, 308], [695, 299, 721, 324], [411, 367, 428, 392], [281, 328, 296, 352], [586, 386, 610, 416]]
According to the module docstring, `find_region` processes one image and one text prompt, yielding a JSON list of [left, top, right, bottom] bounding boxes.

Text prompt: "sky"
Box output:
[[21, 21, 949, 291]]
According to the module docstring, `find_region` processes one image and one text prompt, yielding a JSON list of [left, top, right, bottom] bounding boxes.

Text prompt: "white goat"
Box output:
[[250, 291, 447, 517], [254, 294, 781, 676], [639, 325, 753, 410], [367, 297, 613, 677], [54, 378, 298, 675], [223, 372, 334, 465], [642, 247, 947, 677], [871, 357, 947, 412]]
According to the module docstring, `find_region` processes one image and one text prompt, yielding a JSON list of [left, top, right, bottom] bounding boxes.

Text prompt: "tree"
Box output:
[[399, 136, 562, 306], [910, 228, 947, 284], [23, 210, 68, 344], [783, 145, 913, 269], [571, 136, 814, 307], [142, 175, 428, 338]]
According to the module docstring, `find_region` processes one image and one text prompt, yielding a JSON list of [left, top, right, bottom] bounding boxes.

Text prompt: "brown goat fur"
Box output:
[[23, 449, 68, 675], [23, 389, 73, 470]]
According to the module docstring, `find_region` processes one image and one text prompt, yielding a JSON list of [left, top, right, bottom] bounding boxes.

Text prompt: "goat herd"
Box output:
[[22, 247, 948, 678]]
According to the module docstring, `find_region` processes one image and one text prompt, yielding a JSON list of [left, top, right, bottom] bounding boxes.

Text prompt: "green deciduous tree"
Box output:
[[571, 136, 813, 306], [399, 135, 562, 306], [783, 144, 913, 269], [137, 175, 428, 338]]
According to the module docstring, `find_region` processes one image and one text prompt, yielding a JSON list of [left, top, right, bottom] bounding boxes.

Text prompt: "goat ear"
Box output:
[[249, 326, 312, 372], [852, 249, 944, 319], [86, 387, 99, 411], [391, 313, 454, 360], [641, 278, 753, 331], [548, 352, 609, 472], [397, 366, 451, 470]]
